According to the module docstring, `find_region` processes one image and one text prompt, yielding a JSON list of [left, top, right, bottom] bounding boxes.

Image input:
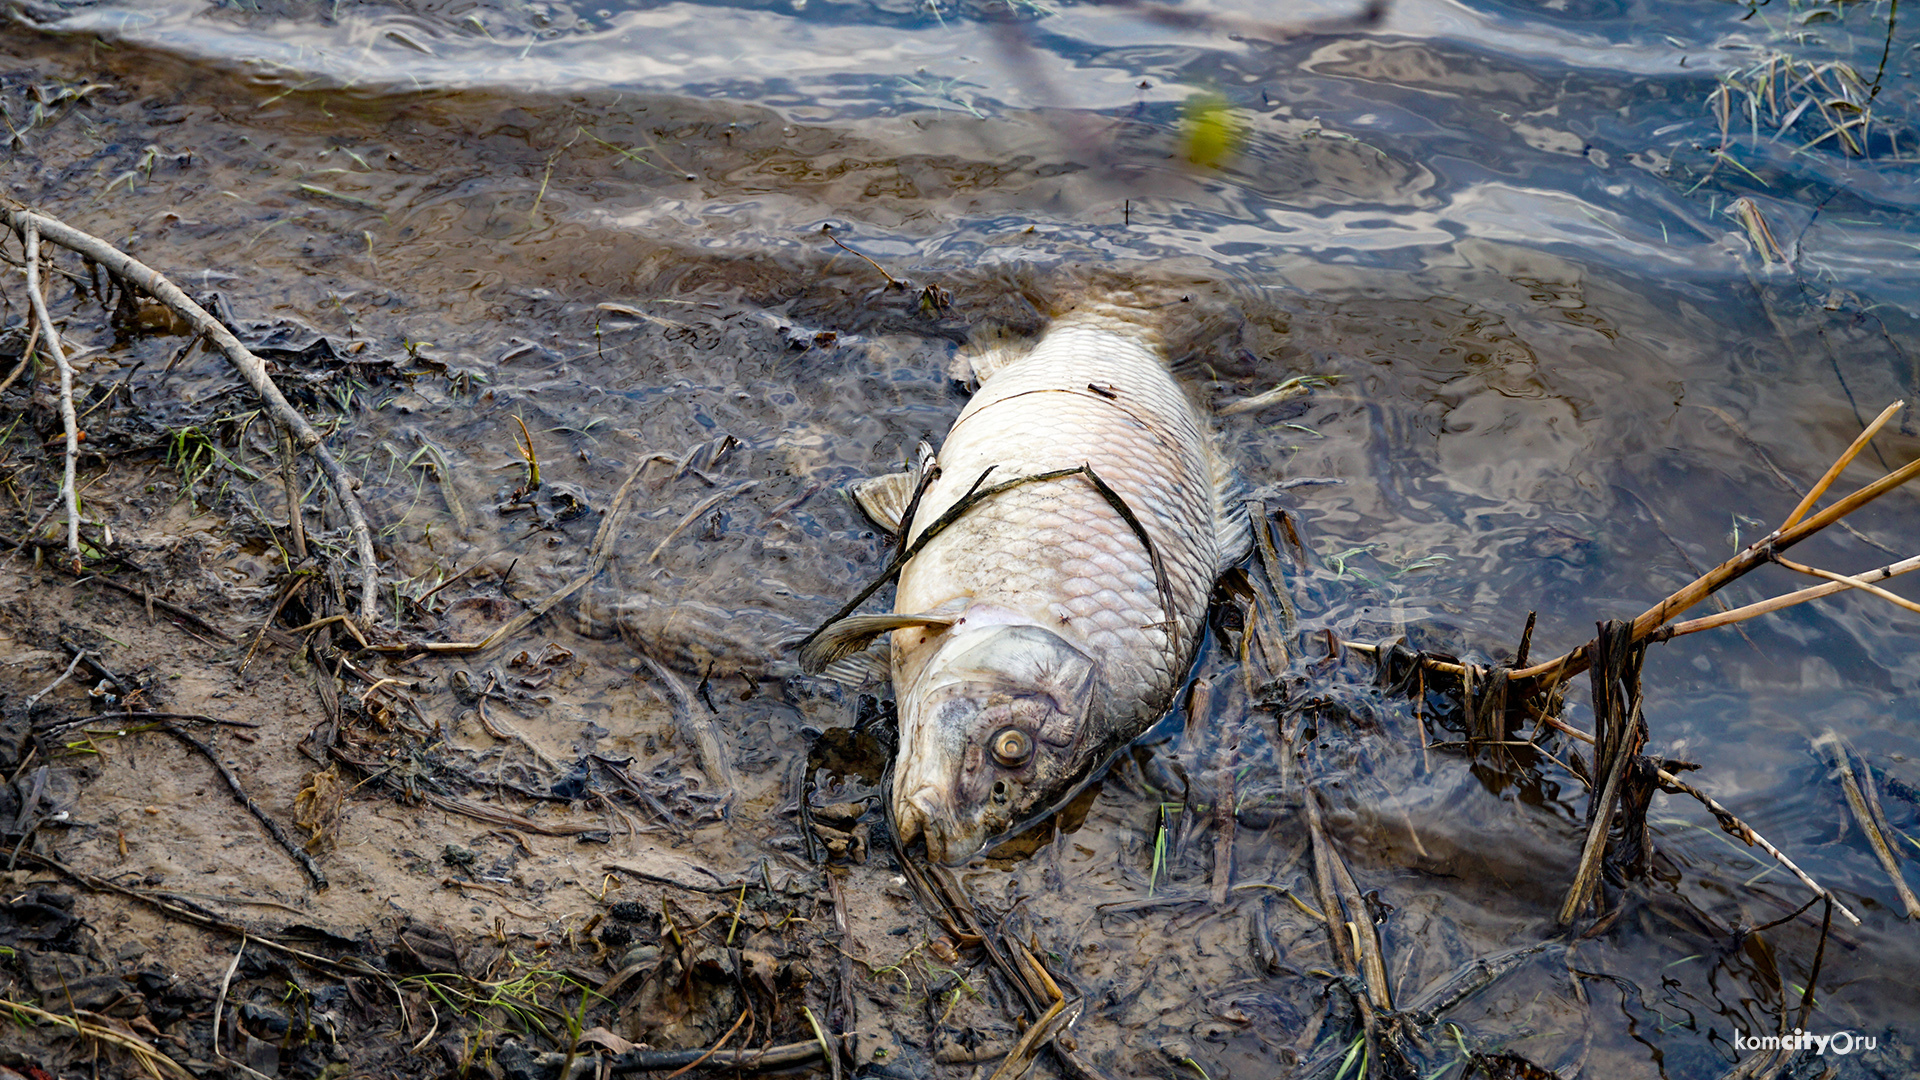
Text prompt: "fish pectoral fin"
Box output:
[[798, 612, 957, 673], [851, 441, 939, 535], [851, 471, 918, 535], [818, 647, 890, 689]]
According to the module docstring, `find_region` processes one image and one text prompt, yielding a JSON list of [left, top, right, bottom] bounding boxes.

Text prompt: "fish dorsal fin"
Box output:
[[849, 442, 938, 536], [1208, 438, 1252, 573], [798, 611, 957, 674], [949, 324, 1031, 389]]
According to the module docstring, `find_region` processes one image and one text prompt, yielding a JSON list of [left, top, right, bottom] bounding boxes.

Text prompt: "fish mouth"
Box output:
[[892, 784, 992, 866]]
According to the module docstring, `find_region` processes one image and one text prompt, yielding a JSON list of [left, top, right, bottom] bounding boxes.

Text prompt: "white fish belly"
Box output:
[[892, 317, 1223, 722]]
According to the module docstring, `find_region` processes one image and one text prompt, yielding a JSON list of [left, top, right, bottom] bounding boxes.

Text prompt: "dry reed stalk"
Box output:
[[1652, 552, 1920, 641], [1514, 401, 1917, 687], [0, 996, 195, 1080]]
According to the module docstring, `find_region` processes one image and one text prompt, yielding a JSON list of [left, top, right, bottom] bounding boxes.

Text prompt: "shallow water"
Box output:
[[5, 0, 1920, 1075]]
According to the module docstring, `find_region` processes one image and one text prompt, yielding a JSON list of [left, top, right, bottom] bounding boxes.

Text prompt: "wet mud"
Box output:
[[4, 3, 1920, 1079]]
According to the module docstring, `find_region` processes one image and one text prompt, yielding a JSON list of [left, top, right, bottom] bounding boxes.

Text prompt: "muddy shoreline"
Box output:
[[7, 7, 1920, 1080]]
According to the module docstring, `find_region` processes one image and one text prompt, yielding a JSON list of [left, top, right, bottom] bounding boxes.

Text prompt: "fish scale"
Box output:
[[804, 300, 1247, 863], [896, 383, 1218, 724]]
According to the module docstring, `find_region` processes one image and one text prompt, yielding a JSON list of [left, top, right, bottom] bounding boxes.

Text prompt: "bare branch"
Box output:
[[4, 203, 382, 625], [18, 218, 81, 569]]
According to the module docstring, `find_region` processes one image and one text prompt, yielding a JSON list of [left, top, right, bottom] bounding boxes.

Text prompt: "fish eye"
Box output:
[[990, 727, 1033, 768]]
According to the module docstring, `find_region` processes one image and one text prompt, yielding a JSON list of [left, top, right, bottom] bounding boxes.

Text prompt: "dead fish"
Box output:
[[801, 296, 1249, 863]]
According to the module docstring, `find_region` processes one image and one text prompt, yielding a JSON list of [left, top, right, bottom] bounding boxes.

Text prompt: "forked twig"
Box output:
[[4, 203, 383, 624]]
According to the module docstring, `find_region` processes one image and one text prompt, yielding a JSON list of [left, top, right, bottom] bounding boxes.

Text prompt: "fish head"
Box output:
[[892, 622, 1102, 864]]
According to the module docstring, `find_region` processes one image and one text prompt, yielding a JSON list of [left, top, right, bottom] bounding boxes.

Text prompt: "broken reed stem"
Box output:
[[986, 997, 1072, 1080], [1538, 709, 1863, 925], [1773, 554, 1920, 615], [4, 204, 382, 624], [1652, 552, 1920, 641], [1781, 400, 1903, 530], [19, 219, 82, 569], [1538, 661, 1862, 924], [1300, 772, 1356, 978], [1324, 816, 1393, 1009], [1514, 404, 1920, 688], [1558, 623, 1647, 927]]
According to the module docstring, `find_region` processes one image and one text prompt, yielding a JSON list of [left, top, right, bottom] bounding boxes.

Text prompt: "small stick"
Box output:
[[20, 219, 81, 569], [0, 325, 33, 395], [163, 722, 329, 890], [1797, 899, 1834, 1031], [662, 1007, 750, 1080], [1211, 756, 1237, 909], [6, 205, 383, 623], [1773, 554, 1920, 615], [1655, 767, 1861, 925], [280, 429, 309, 561], [826, 870, 857, 1066], [821, 225, 902, 288], [24, 650, 87, 712], [39, 710, 261, 736], [240, 576, 310, 674]]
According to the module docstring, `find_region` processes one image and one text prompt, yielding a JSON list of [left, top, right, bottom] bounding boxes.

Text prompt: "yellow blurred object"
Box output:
[[1179, 92, 1243, 169]]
